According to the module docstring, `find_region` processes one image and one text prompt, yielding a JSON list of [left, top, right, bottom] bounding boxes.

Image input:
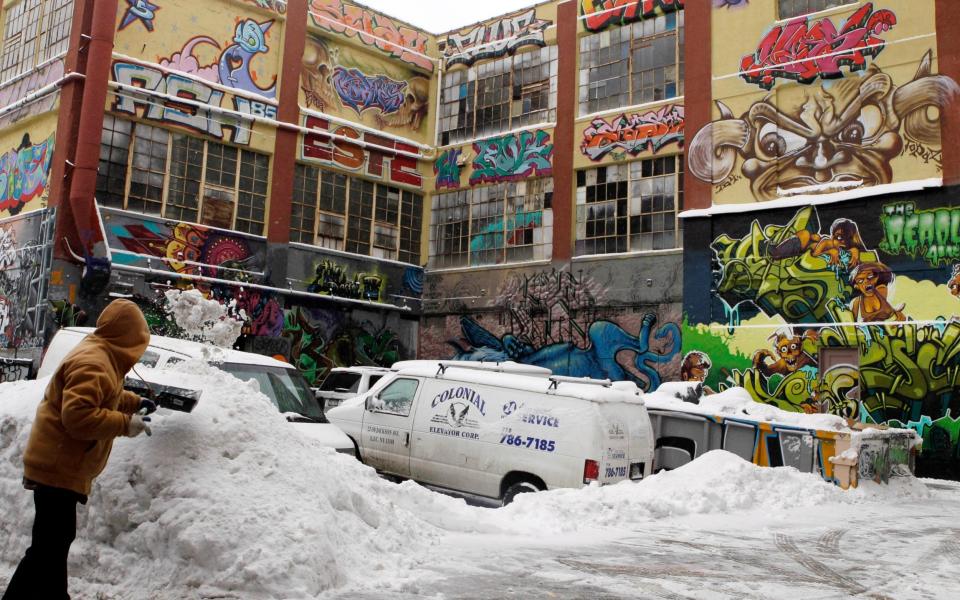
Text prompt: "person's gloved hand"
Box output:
[[127, 414, 152, 438], [138, 397, 157, 415]]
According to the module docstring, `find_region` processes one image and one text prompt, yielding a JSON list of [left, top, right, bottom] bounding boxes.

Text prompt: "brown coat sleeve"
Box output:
[[59, 363, 130, 440], [118, 390, 141, 415]]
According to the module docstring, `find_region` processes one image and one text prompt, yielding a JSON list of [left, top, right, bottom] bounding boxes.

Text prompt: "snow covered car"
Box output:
[[315, 366, 391, 411], [326, 361, 655, 505], [37, 327, 356, 453]]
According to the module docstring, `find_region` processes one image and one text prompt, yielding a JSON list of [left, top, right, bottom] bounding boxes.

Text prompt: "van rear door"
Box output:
[[361, 377, 421, 477]]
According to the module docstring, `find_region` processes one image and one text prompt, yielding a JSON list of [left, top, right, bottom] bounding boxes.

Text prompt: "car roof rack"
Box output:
[[435, 361, 518, 376], [547, 375, 613, 390]]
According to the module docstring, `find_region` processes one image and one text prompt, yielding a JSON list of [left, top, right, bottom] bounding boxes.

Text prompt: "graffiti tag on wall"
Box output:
[[306, 259, 384, 302], [689, 51, 959, 201], [0, 59, 64, 128], [301, 36, 430, 133], [580, 0, 683, 33], [332, 67, 406, 115], [581, 105, 684, 161], [308, 0, 433, 73], [301, 115, 423, 188], [442, 9, 551, 68], [880, 202, 960, 266], [0, 210, 53, 350], [470, 130, 553, 185], [0, 133, 55, 217], [740, 3, 896, 91], [434, 149, 462, 190], [111, 62, 276, 146], [119, 0, 160, 32]]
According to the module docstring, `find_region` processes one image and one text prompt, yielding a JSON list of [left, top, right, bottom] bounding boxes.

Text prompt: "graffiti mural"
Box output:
[[111, 62, 273, 146], [0, 210, 53, 351], [434, 149, 462, 191], [307, 0, 433, 73], [739, 3, 897, 90], [119, 0, 160, 32], [301, 36, 429, 134], [684, 191, 960, 478], [714, 0, 747, 7], [581, 105, 684, 162], [441, 9, 552, 68], [0, 133, 55, 217], [880, 202, 960, 266], [283, 306, 407, 385], [580, 0, 683, 33], [470, 130, 554, 186], [689, 50, 959, 201], [301, 115, 422, 187], [306, 260, 384, 302], [157, 19, 277, 99]]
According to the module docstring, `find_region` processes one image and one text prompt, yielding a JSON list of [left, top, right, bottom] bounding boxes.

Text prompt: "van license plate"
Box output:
[[629, 462, 645, 480]]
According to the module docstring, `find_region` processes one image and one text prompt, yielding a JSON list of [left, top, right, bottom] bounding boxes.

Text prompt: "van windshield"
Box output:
[[319, 372, 363, 393], [218, 363, 327, 422]]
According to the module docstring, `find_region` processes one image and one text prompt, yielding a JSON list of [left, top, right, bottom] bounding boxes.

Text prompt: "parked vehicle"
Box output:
[[326, 361, 655, 505], [315, 366, 391, 411], [37, 327, 355, 453]]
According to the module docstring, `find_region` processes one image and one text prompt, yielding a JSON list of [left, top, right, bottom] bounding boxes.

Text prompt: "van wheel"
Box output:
[[502, 481, 541, 505]]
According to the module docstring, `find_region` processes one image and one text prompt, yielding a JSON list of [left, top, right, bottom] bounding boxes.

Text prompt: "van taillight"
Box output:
[[583, 459, 600, 484]]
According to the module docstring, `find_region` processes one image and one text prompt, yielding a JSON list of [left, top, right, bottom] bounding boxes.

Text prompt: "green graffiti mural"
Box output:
[[691, 203, 960, 477], [880, 202, 960, 266]]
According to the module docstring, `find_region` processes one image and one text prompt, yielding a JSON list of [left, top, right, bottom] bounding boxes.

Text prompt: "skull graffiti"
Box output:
[[689, 51, 959, 201], [301, 36, 339, 111], [376, 76, 429, 131]]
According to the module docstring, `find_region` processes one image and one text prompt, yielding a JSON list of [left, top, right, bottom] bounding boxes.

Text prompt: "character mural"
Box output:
[[689, 50, 959, 202], [581, 105, 684, 162], [301, 35, 430, 135], [470, 130, 554, 185], [684, 193, 960, 478], [0, 133, 55, 217]]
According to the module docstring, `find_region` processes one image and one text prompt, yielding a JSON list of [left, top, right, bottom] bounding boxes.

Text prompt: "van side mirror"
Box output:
[[365, 396, 375, 411]]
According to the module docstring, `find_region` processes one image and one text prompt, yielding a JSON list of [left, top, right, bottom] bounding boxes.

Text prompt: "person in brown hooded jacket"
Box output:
[[3, 299, 155, 600]]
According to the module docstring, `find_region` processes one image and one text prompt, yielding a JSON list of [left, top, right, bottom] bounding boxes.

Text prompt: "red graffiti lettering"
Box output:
[[581, 105, 684, 161], [302, 116, 423, 189], [581, 0, 683, 33], [740, 3, 896, 90], [308, 0, 434, 73]]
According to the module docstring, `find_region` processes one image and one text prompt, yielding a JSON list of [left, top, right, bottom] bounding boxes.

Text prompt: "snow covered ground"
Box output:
[[2, 363, 956, 599]]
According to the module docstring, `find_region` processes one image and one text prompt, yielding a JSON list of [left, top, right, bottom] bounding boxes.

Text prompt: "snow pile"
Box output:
[[646, 386, 850, 432], [0, 363, 484, 599], [163, 289, 244, 348], [496, 450, 850, 534]]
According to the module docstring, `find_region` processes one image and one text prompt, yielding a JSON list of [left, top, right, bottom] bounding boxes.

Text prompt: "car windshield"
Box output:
[[218, 363, 327, 422], [319, 372, 363, 393]]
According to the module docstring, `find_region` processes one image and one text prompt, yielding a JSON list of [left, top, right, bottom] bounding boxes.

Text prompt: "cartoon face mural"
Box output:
[[753, 329, 818, 377], [689, 51, 959, 201], [680, 351, 711, 383]]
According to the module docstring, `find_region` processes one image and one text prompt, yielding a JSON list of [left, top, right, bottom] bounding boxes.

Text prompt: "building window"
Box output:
[[578, 10, 683, 116], [439, 46, 558, 146], [97, 115, 270, 235], [429, 178, 553, 268], [779, 0, 851, 19], [0, 0, 73, 83], [289, 163, 424, 264], [576, 156, 682, 256]]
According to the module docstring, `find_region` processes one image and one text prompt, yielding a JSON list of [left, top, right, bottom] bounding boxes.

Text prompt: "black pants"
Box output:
[[3, 486, 85, 600]]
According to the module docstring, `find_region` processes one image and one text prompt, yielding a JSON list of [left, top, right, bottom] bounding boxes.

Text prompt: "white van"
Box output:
[[326, 361, 655, 505], [37, 327, 356, 453], [315, 366, 392, 411]]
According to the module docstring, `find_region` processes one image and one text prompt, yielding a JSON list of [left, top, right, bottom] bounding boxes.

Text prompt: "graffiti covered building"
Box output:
[[419, 0, 686, 391], [682, 0, 960, 478]]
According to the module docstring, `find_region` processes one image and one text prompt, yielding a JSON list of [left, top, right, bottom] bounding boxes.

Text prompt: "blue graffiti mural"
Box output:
[[469, 212, 543, 261], [120, 0, 160, 32], [449, 313, 681, 391], [332, 67, 406, 115]]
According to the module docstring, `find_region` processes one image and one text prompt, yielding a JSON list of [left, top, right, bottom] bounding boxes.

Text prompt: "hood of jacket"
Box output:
[[92, 299, 150, 374]]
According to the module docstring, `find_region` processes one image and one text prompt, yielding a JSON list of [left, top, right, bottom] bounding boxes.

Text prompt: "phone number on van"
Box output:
[[500, 434, 555, 452]]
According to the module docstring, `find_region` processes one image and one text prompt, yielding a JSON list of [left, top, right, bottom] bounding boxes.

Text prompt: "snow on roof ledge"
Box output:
[[679, 178, 942, 219]]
